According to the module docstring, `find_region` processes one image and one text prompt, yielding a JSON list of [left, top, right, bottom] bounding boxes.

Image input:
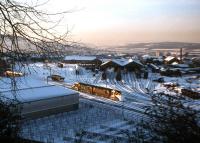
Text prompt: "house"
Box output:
[[63, 55, 102, 68], [164, 56, 180, 65], [1, 85, 79, 119]]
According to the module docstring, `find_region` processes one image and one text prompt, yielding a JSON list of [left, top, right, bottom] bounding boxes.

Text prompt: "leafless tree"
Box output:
[[0, 0, 73, 141], [0, 0, 73, 71]]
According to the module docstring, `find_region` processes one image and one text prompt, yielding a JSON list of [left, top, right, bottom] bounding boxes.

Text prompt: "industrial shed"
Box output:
[[63, 55, 102, 68], [100, 60, 123, 71], [100, 58, 144, 71], [1, 85, 79, 119]]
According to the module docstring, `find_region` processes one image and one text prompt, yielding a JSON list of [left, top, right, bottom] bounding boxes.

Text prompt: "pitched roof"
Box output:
[[164, 56, 176, 61], [101, 58, 144, 67], [112, 59, 133, 66]]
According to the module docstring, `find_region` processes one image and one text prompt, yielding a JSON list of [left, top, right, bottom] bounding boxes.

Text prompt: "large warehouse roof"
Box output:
[[0, 77, 49, 92], [101, 58, 144, 67], [1, 85, 77, 103]]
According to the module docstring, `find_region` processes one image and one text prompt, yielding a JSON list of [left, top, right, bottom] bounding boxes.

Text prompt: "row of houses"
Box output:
[[141, 55, 182, 65]]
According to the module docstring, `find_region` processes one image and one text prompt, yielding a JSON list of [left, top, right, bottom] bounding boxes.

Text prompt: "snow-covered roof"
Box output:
[[112, 59, 133, 66], [130, 60, 144, 67], [142, 54, 151, 59], [172, 64, 189, 68], [1, 85, 77, 103], [171, 62, 179, 65], [101, 58, 144, 67], [64, 55, 97, 61], [164, 56, 176, 61], [150, 64, 159, 70], [100, 60, 111, 66], [142, 55, 157, 60], [153, 58, 163, 62], [0, 77, 49, 92]]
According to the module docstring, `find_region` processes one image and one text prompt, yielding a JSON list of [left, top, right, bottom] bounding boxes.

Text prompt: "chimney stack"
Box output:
[[180, 48, 183, 63]]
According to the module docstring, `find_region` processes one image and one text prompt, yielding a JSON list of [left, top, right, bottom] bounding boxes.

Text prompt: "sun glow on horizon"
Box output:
[[25, 0, 200, 46]]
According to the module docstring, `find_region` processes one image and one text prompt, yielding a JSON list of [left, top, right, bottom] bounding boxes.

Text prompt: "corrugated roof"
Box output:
[[1, 85, 77, 103]]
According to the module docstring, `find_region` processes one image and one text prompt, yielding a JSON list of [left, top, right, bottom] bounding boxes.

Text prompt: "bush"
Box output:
[[0, 98, 21, 142], [142, 93, 200, 143]]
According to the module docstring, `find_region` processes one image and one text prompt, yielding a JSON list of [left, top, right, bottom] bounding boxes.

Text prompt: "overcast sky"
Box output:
[[26, 0, 200, 46]]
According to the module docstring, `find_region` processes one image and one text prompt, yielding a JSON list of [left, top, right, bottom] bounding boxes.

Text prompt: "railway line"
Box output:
[[44, 64, 157, 98], [51, 80, 148, 119], [79, 93, 147, 120], [39, 64, 156, 117]]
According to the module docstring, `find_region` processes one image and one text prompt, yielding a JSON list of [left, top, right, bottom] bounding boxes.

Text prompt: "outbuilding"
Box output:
[[1, 85, 79, 119]]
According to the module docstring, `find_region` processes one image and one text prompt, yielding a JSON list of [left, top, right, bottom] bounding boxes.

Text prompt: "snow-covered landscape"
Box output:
[[1, 60, 199, 143], [1, 1, 200, 142]]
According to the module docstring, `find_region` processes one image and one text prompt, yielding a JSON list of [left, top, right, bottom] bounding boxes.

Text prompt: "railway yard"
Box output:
[[0, 1, 200, 141], [11, 61, 198, 143]]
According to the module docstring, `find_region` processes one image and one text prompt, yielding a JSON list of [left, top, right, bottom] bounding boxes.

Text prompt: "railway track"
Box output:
[[79, 93, 147, 119], [51, 79, 147, 116], [46, 65, 155, 117], [46, 76, 152, 122]]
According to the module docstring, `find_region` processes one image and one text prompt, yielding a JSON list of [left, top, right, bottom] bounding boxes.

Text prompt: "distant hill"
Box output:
[[1, 36, 200, 56], [93, 42, 200, 55]]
